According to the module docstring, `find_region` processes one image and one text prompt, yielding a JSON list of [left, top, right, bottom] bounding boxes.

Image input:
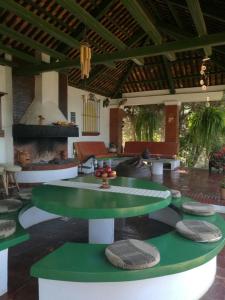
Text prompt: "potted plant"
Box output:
[[220, 178, 225, 200]]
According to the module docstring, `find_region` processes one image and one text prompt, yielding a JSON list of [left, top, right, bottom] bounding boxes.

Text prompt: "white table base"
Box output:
[[89, 219, 114, 244], [37, 257, 216, 300], [0, 249, 8, 296], [152, 161, 163, 175]]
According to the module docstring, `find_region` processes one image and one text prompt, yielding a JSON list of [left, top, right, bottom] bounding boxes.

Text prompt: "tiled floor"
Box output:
[[0, 168, 225, 300]]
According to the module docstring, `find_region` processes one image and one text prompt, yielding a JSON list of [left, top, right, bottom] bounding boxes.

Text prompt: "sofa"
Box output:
[[123, 141, 179, 158], [74, 141, 117, 163]]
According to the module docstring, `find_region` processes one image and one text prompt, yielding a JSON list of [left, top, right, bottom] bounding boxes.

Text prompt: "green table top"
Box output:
[[31, 200, 225, 282], [32, 176, 171, 219]]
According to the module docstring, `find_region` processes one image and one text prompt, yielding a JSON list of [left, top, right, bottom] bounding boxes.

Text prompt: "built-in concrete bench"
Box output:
[[0, 208, 29, 296], [31, 196, 225, 300]]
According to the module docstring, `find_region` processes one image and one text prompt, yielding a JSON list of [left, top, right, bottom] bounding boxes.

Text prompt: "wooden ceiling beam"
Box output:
[[57, 0, 115, 54], [111, 62, 135, 98], [121, 0, 176, 62], [0, 42, 41, 64], [0, 58, 17, 67], [186, 0, 212, 57], [0, 25, 66, 60], [56, 0, 144, 66], [161, 56, 175, 94], [0, 0, 80, 48], [78, 31, 146, 86], [168, 0, 225, 25], [14, 31, 225, 75]]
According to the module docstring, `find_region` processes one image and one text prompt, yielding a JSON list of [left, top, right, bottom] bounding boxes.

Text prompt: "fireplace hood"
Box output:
[[20, 72, 67, 125]]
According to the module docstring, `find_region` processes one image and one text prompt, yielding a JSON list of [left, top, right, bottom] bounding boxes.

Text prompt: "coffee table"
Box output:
[[32, 176, 171, 244]]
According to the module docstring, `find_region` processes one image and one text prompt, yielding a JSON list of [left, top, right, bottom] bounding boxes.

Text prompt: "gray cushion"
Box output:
[[0, 199, 23, 213], [0, 220, 16, 239], [170, 189, 181, 198], [176, 220, 222, 242], [105, 239, 160, 270], [182, 201, 215, 216]]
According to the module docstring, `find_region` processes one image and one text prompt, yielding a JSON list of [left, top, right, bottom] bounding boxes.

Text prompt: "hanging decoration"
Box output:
[[200, 57, 210, 91], [80, 41, 91, 79]]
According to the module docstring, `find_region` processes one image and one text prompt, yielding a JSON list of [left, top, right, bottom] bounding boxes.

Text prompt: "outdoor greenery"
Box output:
[[123, 101, 225, 168], [123, 105, 164, 142]]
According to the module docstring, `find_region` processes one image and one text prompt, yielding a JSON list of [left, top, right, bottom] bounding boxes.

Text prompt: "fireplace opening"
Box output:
[[14, 137, 69, 167]]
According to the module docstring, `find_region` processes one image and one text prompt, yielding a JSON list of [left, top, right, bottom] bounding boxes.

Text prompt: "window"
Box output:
[[82, 95, 100, 136]]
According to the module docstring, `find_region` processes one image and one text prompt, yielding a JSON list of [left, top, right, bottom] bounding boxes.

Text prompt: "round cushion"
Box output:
[[0, 220, 16, 239], [182, 201, 215, 216], [5, 165, 22, 172], [176, 220, 222, 242], [105, 239, 160, 270], [0, 199, 23, 213], [170, 189, 181, 198]]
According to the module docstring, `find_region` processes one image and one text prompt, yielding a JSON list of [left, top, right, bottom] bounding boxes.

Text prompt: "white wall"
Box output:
[[0, 63, 13, 164], [67, 86, 110, 158]]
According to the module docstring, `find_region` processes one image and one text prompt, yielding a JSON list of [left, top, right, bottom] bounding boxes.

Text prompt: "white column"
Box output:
[[88, 219, 114, 244], [0, 55, 13, 164]]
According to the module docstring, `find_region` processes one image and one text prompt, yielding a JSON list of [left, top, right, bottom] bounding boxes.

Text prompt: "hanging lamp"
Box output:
[[80, 41, 91, 79]]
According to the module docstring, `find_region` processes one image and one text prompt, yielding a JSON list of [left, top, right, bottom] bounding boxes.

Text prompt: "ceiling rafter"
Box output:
[[56, 0, 144, 66], [121, 0, 176, 62], [111, 61, 135, 98], [0, 25, 66, 60], [168, 0, 225, 25], [77, 30, 146, 87], [0, 41, 42, 64], [14, 30, 225, 75], [157, 23, 225, 70], [0, 0, 80, 48], [57, 0, 115, 54], [161, 56, 175, 94], [186, 0, 212, 57]]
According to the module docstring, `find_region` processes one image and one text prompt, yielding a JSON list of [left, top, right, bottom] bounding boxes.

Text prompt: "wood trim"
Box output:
[[82, 132, 100, 136], [0, 92, 6, 137]]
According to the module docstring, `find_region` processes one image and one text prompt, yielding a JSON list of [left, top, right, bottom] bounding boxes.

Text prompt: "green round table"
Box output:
[[32, 176, 171, 244]]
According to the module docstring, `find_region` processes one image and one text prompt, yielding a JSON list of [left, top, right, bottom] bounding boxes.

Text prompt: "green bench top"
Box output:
[[31, 196, 225, 283]]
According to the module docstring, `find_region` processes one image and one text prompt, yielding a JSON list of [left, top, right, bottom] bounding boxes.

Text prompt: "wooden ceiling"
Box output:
[[1, 0, 225, 97]]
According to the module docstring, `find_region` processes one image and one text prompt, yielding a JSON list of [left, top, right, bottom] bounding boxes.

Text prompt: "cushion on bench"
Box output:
[[105, 239, 160, 270], [0, 220, 16, 239], [0, 199, 23, 213], [181, 202, 215, 216], [176, 220, 222, 242]]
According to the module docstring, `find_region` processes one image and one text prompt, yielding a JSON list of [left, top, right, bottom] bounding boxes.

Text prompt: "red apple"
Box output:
[[110, 170, 117, 177], [105, 166, 112, 173], [95, 170, 102, 177], [98, 167, 104, 173], [101, 172, 108, 178]]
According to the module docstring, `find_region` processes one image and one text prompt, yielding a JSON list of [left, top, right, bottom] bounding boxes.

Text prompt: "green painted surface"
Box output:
[[186, 0, 212, 56], [0, 0, 80, 48], [32, 177, 171, 219], [31, 209, 225, 282], [0, 25, 66, 60], [16, 30, 225, 75]]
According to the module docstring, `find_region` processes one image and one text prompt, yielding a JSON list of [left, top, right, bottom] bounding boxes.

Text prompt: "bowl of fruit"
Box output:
[[95, 165, 117, 189]]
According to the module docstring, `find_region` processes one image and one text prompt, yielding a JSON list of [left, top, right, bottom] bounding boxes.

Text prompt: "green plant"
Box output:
[[188, 106, 225, 154]]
